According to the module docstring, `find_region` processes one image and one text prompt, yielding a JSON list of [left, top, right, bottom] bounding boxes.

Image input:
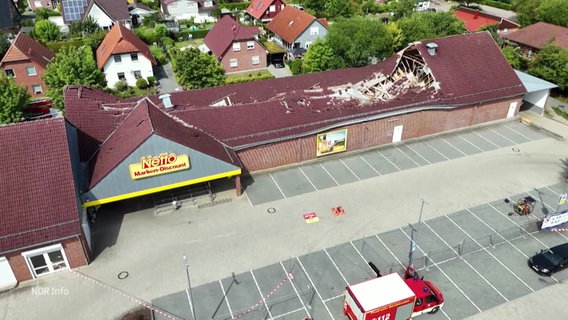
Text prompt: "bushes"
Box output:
[[147, 76, 156, 86], [150, 45, 168, 65], [288, 59, 303, 75], [114, 80, 128, 92], [225, 72, 274, 85], [136, 78, 149, 89]]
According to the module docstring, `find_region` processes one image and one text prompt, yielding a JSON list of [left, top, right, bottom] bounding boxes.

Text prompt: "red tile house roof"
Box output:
[[501, 22, 568, 51], [204, 15, 261, 58], [66, 32, 524, 163], [266, 6, 323, 44], [96, 23, 156, 69], [0, 119, 82, 253], [0, 32, 55, 69], [454, 6, 519, 32], [246, 0, 278, 20], [87, 98, 240, 189]]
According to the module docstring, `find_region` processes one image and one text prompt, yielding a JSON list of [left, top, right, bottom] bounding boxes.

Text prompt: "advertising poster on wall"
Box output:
[[316, 129, 348, 157]]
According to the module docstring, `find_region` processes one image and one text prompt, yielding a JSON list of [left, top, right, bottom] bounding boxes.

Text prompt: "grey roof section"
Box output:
[[0, 0, 20, 30], [515, 70, 558, 93]]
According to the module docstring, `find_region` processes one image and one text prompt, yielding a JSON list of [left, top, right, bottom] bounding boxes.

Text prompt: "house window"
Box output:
[[130, 53, 138, 61], [26, 66, 37, 76], [232, 42, 241, 52], [306, 41, 312, 48], [114, 55, 122, 63], [310, 27, 319, 35], [247, 41, 255, 50], [4, 69, 15, 77], [229, 59, 238, 68], [22, 244, 69, 278], [269, 4, 275, 12], [133, 70, 142, 79], [117, 72, 126, 80], [252, 56, 259, 65], [32, 84, 42, 94]]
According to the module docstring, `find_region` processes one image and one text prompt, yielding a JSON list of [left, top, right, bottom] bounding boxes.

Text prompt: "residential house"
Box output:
[[0, 118, 90, 288], [203, 15, 267, 73], [160, 0, 217, 23], [246, 0, 286, 23], [454, 6, 519, 33], [0, 0, 20, 36], [0, 32, 54, 97], [96, 23, 156, 88], [128, 2, 153, 26], [28, 0, 60, 11], [266, 6, 328, 59], [61, 0, 132, 30], [501, 22, 568, 57]]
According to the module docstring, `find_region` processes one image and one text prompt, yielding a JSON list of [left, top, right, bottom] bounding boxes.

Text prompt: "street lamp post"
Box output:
[[182, 252, 196, 320], [408, 196, 427, 267]]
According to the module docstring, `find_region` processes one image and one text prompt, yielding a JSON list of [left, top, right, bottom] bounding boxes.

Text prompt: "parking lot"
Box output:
[[154, 182, 568, 320], [243, 121, 552, 206]]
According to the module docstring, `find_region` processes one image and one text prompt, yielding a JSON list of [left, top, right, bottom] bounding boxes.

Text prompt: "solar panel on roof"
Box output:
[[62, 0, 89, 22]]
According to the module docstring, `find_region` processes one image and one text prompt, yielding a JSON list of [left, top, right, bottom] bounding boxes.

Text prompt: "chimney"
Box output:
[[159, 94, 174, 109], [474, 9, 479, 19], [426, 42, 438, 56]]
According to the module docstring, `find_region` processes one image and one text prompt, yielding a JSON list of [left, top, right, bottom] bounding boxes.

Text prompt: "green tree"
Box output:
[[170, 48, 225, 89], [34, 8, 53, 20], [386, 22, 404, 51], [302, 39, 344, 73], [34, 19, 61, 44], [390, 0, 416, 20], [68, 16, 102, 38], [142, 12, 164, 28], [43, 46, 106, 110], [479, 24, 500, 44], [535, 0, 568, 27], [0, 34, 9, 60], [501, 46, 528, 70], [326, 0, 355, 19], [511, 0, 542, 26], [327, 17, 394, 68], [300, 0, 327, 17], [396, 12, 467, 46], [528, 44, 568, 90], [0, 74, 31, 124]]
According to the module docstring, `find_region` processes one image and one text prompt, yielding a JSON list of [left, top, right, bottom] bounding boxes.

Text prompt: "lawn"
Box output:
[[174, 38, 204, 49], [226, 69, 273, 80]]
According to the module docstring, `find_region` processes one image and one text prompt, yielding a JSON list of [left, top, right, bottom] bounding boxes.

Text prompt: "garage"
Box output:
[[515, 70, 558, 115]]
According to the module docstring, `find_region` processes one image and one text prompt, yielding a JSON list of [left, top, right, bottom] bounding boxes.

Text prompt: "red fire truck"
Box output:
[[344, 266, 444, 320]]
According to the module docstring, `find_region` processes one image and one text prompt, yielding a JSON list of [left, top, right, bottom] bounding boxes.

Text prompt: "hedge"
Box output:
[[225, 73, 274, 84], [46, 39, 85, 53], [219, 1, 250, 11]]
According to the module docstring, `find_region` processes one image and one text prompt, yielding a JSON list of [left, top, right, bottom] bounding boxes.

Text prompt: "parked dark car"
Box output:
[[528, 243, 568, 276]]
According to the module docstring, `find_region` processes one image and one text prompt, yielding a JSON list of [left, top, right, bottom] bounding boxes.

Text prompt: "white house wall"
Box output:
[[103, 53, 154, 88], [87, 4, 115, 30], [524, 90, 549, 112], [166, 0, 198, 17]]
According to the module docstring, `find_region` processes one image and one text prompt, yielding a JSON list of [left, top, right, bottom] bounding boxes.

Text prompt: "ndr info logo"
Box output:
[[31, 286, 69, 296]]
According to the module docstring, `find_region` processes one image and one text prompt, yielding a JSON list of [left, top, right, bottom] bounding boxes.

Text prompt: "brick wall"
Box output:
[[1, 61, 48, 97], [6, 253, 32, 282], [221, 39, 268, 73], [237, 98, 522, 172]]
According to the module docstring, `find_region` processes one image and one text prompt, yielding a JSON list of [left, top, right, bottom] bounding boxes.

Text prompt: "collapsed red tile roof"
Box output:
[[267, 6, 324, 43], [96, 23, 156, 69], [204, 15, 261, 59], [502, 21, 568, 51], [0, 32, 55, 69], [246, 0, 278, 20], [0, 118, 82, 253], [88, 98, 240, 188], [66, 32, 525, 160]]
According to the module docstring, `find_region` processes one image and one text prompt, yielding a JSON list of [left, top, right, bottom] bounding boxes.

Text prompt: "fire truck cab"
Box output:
[[344, 266, 444, 320]]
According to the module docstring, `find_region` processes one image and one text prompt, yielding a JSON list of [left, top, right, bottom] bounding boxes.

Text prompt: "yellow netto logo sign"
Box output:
[[129, 153, 190, 180]]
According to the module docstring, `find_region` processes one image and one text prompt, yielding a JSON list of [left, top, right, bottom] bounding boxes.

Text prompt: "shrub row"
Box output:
[[225, 72, 274, 84]]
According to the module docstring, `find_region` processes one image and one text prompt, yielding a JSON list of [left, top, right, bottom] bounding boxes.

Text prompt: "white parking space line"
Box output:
[[350, 241, 377, 273], [423, 141, 450, 160], [269, 172, 287, 199], [422, 221, 483, 312], [503, 123, 534, 141], [319, 163, 340, 186], [376, 150, 402, 171], [295, 257, 335, 319], [439, 136, 468, 156], [322, 293, 346, 303], [298, 167, 318, 191], [394, 145, 424, 167], [471, 130, 500, 148], [489, 127, 517, 144], [339, 158, 361, 181], [279, 261, 311, 318], [375, 234, 406, 268], [218, 279, 234, 319], [454, 133, 485, 152], [273, 307, 307, 319], [447, 214, 535, 293], [358, 155, 381, 175], [243, 190, 254, 207], [324, 248, 350, 285], [526, 190, 568, 241], [250, 270, 274, 319], [403, 144, 432, 165]]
